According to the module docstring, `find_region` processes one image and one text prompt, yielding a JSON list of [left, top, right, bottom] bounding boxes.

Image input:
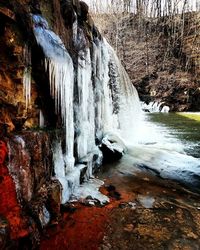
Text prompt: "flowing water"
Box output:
[[102, 112, 200, 193], [148, 113, 200, 158]]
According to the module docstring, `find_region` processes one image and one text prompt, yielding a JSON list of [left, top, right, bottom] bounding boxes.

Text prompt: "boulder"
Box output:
[[100, 133, 126, 164]]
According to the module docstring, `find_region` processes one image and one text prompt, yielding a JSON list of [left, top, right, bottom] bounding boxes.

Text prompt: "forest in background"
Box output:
[[87, 0, 200, 16], [86, 0, 200, 111]]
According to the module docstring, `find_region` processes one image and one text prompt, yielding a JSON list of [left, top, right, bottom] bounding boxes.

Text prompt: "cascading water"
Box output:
[[91, 39, 200, 193], [32, 14, 142, 203], [142, 101, 170, 113], [106, 40, 142, 142], [161, 105, 170, 113], [117, 112, 200, 192], [92, 39, 142, 143]]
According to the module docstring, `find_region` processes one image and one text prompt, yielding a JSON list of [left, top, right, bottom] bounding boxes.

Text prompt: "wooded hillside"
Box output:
[[89, 1, 200, 111]]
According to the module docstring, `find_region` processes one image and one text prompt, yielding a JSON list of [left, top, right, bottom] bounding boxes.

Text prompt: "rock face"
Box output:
[[0, 132, 64, 248], [0, 140, 30, 246], [0, 0, 101, 133], [95, 12, 200, 111], [0, 0, 101, 247]]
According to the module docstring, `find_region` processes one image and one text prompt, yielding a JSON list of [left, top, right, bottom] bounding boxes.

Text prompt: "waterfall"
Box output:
[[161, 105, 170, 113], [92, 39, 141, 143], [105, 40, 142, 142], [32, 14, 141, 203]]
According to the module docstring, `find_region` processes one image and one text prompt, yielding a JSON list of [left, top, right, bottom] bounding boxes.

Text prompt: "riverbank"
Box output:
[[177, 112, 200, 122]]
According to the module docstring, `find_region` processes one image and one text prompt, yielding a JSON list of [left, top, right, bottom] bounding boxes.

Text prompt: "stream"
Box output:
[[100, 113, 200, 193]]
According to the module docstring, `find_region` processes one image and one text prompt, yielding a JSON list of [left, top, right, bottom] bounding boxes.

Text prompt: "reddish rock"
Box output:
[[0, 140, 29, 240], [40, 205, 109, 250], [0, 140, 7, 164]]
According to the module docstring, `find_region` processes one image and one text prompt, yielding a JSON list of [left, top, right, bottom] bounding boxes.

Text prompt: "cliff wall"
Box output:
[[0, 1, 101, 248]]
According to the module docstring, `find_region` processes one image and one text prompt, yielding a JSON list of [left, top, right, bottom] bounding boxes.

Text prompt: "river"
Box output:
[[148, 113, 200, 158], [100, 112, 200, 193]]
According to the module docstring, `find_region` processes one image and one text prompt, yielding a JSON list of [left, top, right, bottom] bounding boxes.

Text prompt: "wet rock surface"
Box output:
[[100, 134, 126, 164], [99, 168, 200, 250], [0, 131, 63, 248], [100, 142, 123, 164], [0, 139, 30, 246], [40, 167, 200, 250], [101, 204, 200, 250], [100, 188, 200, 250]]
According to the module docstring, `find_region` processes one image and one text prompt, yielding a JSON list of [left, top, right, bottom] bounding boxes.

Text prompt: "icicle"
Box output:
[[32, 14, 75, 170], [23, 44, 31, 109], [39, 110, 45, 128], [72, 12, 78, 43], [76, 48, 97, 160], [53, 141, 84, 203]]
